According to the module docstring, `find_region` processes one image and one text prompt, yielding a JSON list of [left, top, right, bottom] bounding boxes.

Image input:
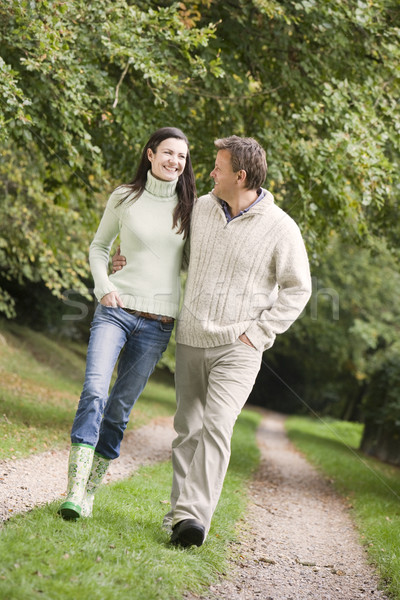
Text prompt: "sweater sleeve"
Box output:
[[89, 192, 122, 302], [245, 221, 312, 352]]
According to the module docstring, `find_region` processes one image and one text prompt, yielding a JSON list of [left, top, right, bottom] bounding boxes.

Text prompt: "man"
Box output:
[[114, 136, 311, 548]]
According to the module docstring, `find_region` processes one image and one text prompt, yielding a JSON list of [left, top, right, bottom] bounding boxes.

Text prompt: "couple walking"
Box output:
[[58, 127, 311, 548]]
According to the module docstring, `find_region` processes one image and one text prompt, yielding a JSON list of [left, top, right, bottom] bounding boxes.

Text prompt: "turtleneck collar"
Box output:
[[145, 170, 178, 199]]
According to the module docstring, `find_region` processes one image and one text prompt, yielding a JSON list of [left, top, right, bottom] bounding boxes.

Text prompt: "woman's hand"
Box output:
[[100, 291, 125, 308], [111, 245, 127, 274]]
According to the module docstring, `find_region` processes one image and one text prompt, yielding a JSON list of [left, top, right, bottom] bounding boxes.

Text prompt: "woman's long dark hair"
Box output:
[[117, 127, 196, 239]]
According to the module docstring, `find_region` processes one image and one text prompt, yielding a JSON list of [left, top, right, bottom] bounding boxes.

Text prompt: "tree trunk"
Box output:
[[360, 421, 400, 467], [341, 382, 367, 422]]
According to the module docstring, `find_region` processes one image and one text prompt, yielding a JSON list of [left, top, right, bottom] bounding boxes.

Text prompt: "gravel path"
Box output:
[[0, 411, 389, 599], [186, 412, 388, 600]]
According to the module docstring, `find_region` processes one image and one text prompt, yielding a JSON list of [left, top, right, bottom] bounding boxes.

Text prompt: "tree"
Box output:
[[2, 1, 399, 319], [0, 0, 221, 317], [175, 0, 400, 252]]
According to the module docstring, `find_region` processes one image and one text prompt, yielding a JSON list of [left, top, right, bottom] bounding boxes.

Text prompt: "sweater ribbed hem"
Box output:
[[175, 321, 274, 351]]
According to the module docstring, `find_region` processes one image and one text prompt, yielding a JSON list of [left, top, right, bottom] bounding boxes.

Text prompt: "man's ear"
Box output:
[[237, 169, 247, 184]]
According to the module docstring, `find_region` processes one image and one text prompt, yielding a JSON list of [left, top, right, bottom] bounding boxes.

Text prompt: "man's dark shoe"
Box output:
[[170, 519, 205, 547]]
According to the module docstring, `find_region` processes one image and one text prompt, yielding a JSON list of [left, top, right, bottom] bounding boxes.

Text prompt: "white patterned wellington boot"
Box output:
[[81, 452, 111, 518], [58, 443, 95, 520]]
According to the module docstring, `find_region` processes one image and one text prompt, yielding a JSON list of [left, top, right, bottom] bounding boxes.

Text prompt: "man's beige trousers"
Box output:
[[167, 340, 263, 536]]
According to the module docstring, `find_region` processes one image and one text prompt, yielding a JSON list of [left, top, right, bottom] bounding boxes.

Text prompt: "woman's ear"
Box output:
[[147, 148, 154, 163]]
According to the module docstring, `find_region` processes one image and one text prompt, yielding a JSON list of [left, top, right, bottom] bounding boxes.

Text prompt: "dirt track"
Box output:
[[186, 412, 388, 600]]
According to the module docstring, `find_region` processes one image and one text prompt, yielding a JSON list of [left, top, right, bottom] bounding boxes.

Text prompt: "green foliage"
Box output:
[[1, 0, 400, 320], [286, 416, 400, 598], [1, 0, 400, 462], [0, 0, 220, 317], [174, 0, 400, 254], [252, 236, 400, 425]]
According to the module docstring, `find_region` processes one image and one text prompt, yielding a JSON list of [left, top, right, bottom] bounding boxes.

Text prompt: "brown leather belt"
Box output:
[[123, 308, 175, 324]]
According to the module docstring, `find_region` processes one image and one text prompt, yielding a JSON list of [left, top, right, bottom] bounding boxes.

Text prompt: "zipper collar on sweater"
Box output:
[[145, 170, 178, 200], [210, 187, 274, 219]]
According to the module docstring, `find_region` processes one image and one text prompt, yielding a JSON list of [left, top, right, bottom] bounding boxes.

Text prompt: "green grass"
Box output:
[[0, 409, 261, 600], [0, 319, 262, 598], [286, 416, 400, 599], [0, 320, 177, 459]]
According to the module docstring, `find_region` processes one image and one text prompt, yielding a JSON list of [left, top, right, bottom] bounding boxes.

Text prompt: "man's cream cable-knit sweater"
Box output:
[[176, 189, 312, 351]]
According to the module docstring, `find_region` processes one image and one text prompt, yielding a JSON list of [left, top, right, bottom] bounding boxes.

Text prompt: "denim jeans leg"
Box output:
[[71, 305, 130, 447], [95, 317, 174, 459]]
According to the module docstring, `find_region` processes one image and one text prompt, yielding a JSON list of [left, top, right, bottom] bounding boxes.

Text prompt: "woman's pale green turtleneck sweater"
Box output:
[[89, 171, 185, 318]]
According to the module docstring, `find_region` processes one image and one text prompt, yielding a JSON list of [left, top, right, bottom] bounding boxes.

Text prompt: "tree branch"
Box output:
[[112, 60, 131, 109]]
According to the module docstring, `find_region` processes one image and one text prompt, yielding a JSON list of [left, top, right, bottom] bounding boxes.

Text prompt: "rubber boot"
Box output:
[[58, 443, 95, 520], [81, 452, 111, 518]]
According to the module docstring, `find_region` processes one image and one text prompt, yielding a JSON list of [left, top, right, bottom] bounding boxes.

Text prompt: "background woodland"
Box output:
[[1, 0, 399, 462]]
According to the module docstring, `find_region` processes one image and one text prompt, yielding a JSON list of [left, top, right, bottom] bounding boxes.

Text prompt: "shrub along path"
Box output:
[[0, 411, 389, 599]]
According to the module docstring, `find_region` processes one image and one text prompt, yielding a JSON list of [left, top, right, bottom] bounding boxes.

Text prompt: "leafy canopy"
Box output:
[[0, 0, 399, 319]]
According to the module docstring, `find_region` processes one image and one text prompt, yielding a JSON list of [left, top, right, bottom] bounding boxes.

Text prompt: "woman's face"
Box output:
[[147, 138, 188, 181]]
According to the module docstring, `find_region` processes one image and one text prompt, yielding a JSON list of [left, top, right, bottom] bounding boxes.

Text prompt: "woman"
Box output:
[[59, 127, 196, 520]]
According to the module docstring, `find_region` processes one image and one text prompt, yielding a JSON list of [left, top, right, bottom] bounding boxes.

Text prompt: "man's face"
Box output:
[[210, 150, 237, 201]]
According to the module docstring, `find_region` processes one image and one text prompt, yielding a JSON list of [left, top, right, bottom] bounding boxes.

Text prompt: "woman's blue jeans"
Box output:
[[71, 304, 173, 459]]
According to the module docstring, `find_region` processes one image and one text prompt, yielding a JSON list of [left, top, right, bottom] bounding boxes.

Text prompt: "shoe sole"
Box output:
[[58, 501, 81, 520]]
